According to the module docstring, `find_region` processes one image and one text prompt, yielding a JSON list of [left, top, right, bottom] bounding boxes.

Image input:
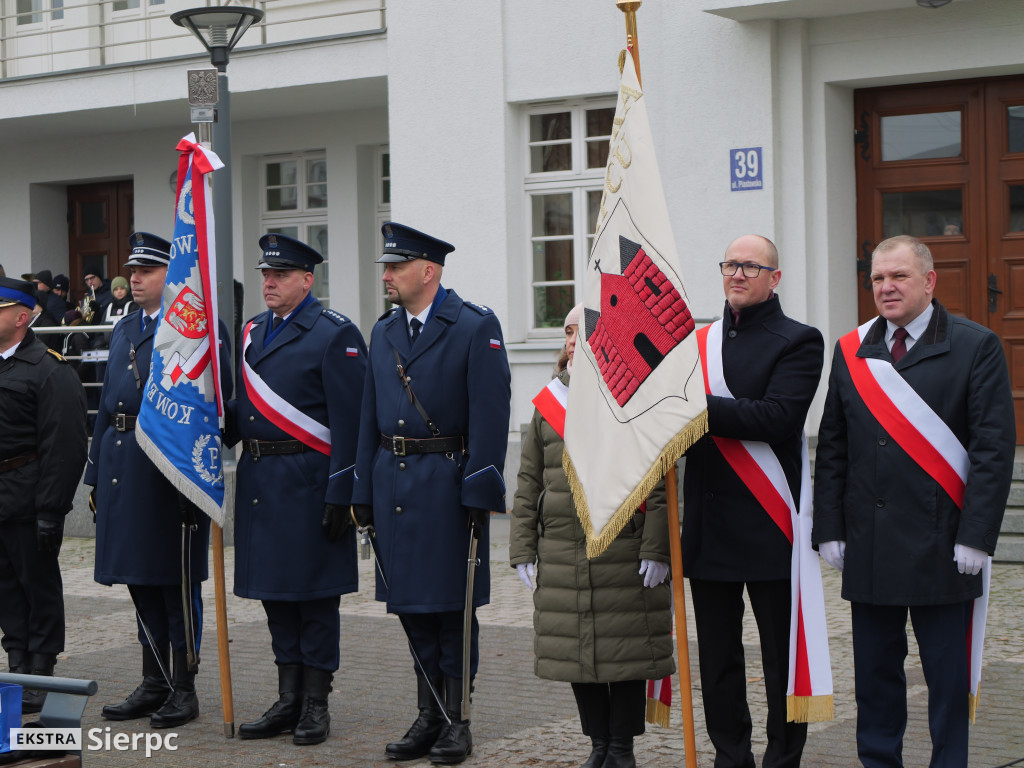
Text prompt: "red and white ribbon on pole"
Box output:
[[241, 321, 331, 455], [697, 321, 834, 722], [840, 318, 988, 721], [532, 378, 569, 440]]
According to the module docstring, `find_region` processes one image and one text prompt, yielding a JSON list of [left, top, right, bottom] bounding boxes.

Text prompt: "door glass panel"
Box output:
[[1008, 106, 1024, 154], [1009, 185, 1024, 232], [881, 112, 961, 161], [882, 189, 962, 238], [80, 201, 108, 235]]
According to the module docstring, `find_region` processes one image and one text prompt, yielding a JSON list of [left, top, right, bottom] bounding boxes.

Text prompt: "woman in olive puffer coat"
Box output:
[[509, 304, 675, 768]]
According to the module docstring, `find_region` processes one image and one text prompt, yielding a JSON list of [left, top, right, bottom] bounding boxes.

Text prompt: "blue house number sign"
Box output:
[[731, 147, 763, 191]]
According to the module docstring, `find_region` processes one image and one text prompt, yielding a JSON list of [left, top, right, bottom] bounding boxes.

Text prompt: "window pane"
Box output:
[[267, 226, 299, 239], [266, 161, 297, 187], [267, 187, 298, 211], [381, 152, 390, 178], [533, 240, 574, 284], [309, 225, 329, 307], [882, 189, 962, 238], [586, 139, 609, 170], [1009, 185, 1024, 232], [1009, 106, 1024, 154], [80, 201, 107, 236], [881, 112, 961, 161], [531, 194, 573, 237], [307, 184, 328, 209], [586, 189, 603, 254], [52, 0, 63, 19], [533, 285, 576, 329], [586, 108, 614, 138], [113, 0, 140, 9], [530, 112, 571, 143], [17, 0, 42, 24], [382, 180, 391, 205], [306, 158, 326, 183], [531, 144, 570, 173]]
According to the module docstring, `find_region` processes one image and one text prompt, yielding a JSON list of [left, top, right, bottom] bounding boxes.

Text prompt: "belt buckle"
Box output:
[[115, 413, 127, 432], [249, 439, 261, 458], [392, 435, 406, 457]]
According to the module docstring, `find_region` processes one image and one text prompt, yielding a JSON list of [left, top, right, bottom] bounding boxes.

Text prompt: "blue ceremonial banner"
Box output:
[[137, 133, 227, 525]]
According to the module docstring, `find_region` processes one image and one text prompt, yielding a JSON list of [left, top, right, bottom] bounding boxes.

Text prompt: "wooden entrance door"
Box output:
[[67, 181, 133, 306], [855, 75, 1024, 439]]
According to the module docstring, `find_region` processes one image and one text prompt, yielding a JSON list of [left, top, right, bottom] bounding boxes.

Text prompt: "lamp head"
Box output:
[[171, 6, 264, 71]]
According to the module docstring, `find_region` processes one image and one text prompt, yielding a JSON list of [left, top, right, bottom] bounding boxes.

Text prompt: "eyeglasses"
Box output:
[[719, 261, 777, 278]]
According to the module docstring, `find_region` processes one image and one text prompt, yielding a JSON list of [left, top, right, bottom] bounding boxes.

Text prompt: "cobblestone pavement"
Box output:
[[3, 516, 1023, 767]]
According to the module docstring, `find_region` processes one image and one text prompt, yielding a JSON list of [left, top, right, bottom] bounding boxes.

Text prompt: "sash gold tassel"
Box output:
[[968, 687, 980, 724], [787, 694, 834, 724], [645, 697, 671, 728]]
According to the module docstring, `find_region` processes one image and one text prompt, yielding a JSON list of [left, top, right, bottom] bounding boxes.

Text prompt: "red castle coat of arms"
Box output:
[[586, 235, 695, 407], [165, 286, 208, 340]]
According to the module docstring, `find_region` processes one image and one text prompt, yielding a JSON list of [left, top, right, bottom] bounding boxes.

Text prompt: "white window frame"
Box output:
[[260, 151, 330, 307], [523, 98, 615, 336], [375, 145, 392, 317], [15, 0, 63, 26]]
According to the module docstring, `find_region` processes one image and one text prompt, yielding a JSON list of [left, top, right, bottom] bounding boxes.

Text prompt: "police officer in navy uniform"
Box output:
[[352, 222, 511, 764], [85, 232, 233, 729], [0, 277, 87, 713], [227, 233, 366, 746]]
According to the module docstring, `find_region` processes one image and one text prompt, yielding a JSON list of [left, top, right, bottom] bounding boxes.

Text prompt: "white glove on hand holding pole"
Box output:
[[516, 562, 536, 591], [819, 540, 846, 572], [953, 543, 987, 576], [639, 559, 670, 588]]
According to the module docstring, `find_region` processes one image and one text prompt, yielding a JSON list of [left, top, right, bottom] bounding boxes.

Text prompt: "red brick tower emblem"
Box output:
[[586, 235, 695, 406]]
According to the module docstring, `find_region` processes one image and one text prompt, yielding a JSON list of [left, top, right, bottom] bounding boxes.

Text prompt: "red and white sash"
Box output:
[[840, 318, 989, 721], [532, 377, 569, 439], [240, 320, 331, 456], [696, 322, 834, 723]]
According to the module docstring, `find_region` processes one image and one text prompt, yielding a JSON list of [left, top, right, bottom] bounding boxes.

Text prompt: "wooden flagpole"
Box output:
[[212, 523, 235, 737], [616, 3, 698, 765]]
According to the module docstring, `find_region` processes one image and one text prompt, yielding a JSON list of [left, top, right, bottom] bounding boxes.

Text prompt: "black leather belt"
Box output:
[[0, 451, 38, 474], [241, 439, 307, 457], [111, 413, 137, 431], [380, 434, 465, 457]]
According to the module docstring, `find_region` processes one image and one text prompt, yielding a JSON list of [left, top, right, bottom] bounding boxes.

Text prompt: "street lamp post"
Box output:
[[171, 6, 265, 359]]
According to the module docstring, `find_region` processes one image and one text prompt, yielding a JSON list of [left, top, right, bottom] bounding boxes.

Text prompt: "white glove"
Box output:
[[819, 540, 846, 572], [639, 559, 670, 588], [953, 544, 986, 576], [516, 562, 536, 591]]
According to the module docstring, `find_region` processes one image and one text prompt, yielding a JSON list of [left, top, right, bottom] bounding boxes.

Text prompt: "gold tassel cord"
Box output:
[[565, 409, 708, 560], [645, 697, 671, 728], [968, 687, 980, 724]]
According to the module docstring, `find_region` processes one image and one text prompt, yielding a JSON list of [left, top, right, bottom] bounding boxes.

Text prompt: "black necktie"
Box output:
[[891, 327, 909, 363], [410, 318, 422, 344], [272, 316, 283, 332], [143, 315, 154, 330]]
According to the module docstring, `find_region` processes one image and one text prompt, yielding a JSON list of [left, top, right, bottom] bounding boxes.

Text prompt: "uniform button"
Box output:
[[878, 437, 887, 446], [252, 498, 259, 505], [111, 478, 118, 486], [249, 416, 255, 422], [395, 506, 403, 514], [727, 329, 737, 339], [116, 440, 122, 447], [117, 401, 124, 408], [704, 491, 714, 501], [399, 462, 406, 470], [875, 498, 885, 508], [398, 419, 405, 428]]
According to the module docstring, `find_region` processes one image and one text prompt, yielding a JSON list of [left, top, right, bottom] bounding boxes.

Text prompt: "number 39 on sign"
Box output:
[[730, 147, 763, 191]]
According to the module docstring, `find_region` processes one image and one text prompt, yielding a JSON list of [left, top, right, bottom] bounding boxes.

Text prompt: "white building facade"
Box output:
[[3, 0, 1023, 492]]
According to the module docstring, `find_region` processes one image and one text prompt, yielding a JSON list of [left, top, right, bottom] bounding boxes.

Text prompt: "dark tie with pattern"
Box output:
[[891, 327, 909, 363], [272, 316, 283, 332], [410, 318, 422, 344]]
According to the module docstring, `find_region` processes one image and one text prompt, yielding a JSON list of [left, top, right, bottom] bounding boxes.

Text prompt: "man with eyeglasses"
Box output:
[[682, 235, 824, 768]]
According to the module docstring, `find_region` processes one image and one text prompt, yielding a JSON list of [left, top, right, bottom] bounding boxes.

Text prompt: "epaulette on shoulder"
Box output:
[[321, 308, 350, 326], [46, 348, 68, 364], [378, 306, 400, 322], [464, 301, 493, 315]]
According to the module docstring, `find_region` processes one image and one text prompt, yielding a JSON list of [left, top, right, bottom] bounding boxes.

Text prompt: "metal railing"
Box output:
[[33, 322, 117, 422], [0, 0, 386, 80]]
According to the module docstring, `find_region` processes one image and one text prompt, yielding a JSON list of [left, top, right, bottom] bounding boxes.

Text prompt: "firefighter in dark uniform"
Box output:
[[352, 222, 511, 764], [85, 232, 233, 729], [226, 233, 366, 746], [0, 277, 87, 713]]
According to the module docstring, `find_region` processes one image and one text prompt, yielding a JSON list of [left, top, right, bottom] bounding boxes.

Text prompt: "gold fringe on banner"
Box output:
[[645, 697, 671, 728], [968, 687, 980, 724], [787, 694, 834, 724], [566, 409, 708, 560]]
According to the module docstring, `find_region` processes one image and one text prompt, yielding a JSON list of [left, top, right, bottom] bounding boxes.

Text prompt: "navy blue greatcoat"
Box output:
[[229, 299, 367, 600], [353, 288, 511, 614], [86, 310, 233, 586]]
